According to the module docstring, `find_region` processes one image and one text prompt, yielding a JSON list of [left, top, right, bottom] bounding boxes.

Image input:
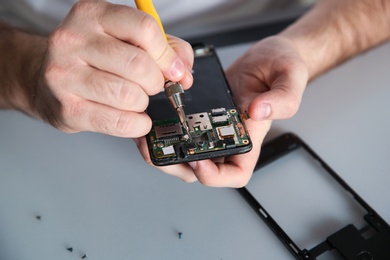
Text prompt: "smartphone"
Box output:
[[146, 44, 252, 166], [238, 133, 390, 259]]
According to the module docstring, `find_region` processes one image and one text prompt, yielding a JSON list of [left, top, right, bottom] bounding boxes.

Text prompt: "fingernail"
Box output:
[[170, 59, 185, 79], [188, 161, 198, 171], [256, 103, 271, 120]]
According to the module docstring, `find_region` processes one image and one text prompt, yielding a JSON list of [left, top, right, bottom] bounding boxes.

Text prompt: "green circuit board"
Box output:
[[148, 108, 250, 160]]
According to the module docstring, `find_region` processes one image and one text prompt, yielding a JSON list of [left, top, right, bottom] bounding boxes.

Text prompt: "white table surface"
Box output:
[[1, 40, 389, 260]]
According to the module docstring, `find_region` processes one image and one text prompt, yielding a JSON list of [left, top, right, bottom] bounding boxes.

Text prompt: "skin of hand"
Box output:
[[0, 0, 193, 138], [135, 36, 309, 187]]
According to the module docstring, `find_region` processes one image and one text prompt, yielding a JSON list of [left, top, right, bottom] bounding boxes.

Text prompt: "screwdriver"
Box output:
[[134, 0, 190, 135]]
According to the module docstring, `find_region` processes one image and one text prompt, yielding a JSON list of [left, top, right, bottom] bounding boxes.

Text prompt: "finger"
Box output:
[[168, 35, 194, 89], [59, 99, 152, 137], [189, 141, 259, 188], [189, 159, 252, 188], [99, 3, 187, 82], [190, 120, 271, 188], [248, 63, 308, 121], [134, 137, 198, 183], [158, 164, 198, 183], [67, 66, 149, 112], [79, 35, 164, 96]]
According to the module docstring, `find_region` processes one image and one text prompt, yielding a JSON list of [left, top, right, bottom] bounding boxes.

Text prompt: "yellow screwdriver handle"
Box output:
[[134, 0, 168, 41]]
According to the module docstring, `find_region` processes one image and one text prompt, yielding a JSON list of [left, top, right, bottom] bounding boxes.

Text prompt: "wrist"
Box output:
[[0, 25, 47, 116], [20, 34, 47, 118], [278, 30, 324, 81], [279, 0, 390, 81]]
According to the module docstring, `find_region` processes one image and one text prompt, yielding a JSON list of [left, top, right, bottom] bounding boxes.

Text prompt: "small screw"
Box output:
[[81, 254, 88, 259], [178, 232, 183, 239], [66, 247, 73, 252]]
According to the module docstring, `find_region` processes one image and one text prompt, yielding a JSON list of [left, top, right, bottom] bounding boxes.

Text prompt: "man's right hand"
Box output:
[[32, 0, 193, 137]]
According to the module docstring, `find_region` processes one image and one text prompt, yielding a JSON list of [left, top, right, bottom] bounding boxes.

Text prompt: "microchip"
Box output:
[[155, 123, 183, 139], [217, 125, 235, 139]]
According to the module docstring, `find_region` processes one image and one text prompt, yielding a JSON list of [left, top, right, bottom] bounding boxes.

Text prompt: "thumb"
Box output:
[[248, 69, 308, 121], [149, 40, 187, 83], [167, 35, 194, 89]]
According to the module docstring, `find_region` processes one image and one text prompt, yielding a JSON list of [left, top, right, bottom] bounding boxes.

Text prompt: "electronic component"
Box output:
[[148, 108, 250, 163], [162, 146, 175, 155], [186, 112, 213, 132], [224, 138, 236, 149], [193, 44, 212, 57], [212, 115, 229, 124], [236, 123, 246, 138], [187, 142, 197, 155], [211, 108, 227, 116], [217, 125, 235, 139], [155, 123, 182, 139]]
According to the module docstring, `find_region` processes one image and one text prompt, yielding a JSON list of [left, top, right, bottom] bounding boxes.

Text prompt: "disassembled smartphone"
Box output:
[[238, 133, 390, 259], [146, 44, 252, 166]]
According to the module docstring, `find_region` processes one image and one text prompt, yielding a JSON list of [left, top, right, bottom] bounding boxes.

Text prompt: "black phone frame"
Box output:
[[237, 133, 390, 259]]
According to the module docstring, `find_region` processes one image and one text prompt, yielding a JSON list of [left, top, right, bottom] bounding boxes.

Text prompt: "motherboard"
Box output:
[[148, 107, 250, 161]]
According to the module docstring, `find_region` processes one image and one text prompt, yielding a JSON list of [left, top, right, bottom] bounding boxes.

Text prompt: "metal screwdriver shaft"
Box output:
[[165, 81, 189, 134]]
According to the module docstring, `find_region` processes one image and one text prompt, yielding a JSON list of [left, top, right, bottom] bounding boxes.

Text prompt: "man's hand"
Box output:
[[136, 36, 309, 187], [29, 0, 193, 137], [136, 0, 390, 187]]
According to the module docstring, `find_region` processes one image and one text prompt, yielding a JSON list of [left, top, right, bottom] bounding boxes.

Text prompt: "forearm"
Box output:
[[280, 0, 390, 80], [0, 22, 47, 115]]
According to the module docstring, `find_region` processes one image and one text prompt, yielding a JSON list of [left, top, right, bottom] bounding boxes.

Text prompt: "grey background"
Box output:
[[1, 39, 389, 259]]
